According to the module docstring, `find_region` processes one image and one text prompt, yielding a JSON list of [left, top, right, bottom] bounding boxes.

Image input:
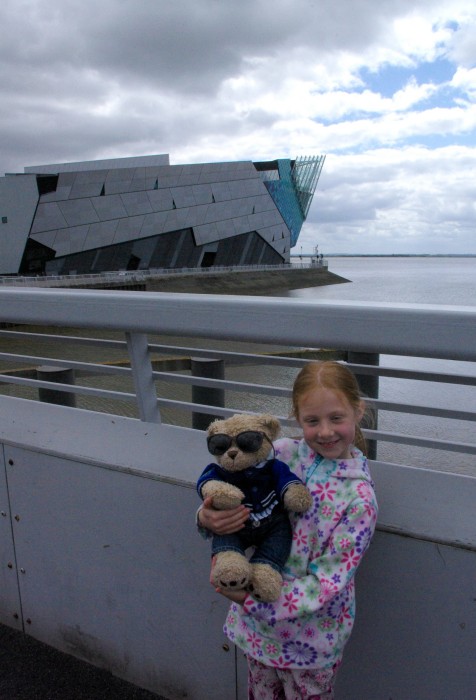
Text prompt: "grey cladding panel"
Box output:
[[112, 216, 145, 244], [69, 182, 105, 199], [31, 202, 68, 233], [40, 186, 72, 202], [84, 220, 119, 249], [120, 191, 153, 216], [192, 185, 214, 205], [74, 169, 108, 184], [29, 230, 58, 248], [182, 204, 209, 227], [210, 182, 232, 202], [68, 225, 91, 253], [106, 168, 135, 182], [140, 212, 168, 238], [170, 186, 196, 208], [58, 199, 100, 227], [105, 180, 134, 195], [193, 222, 220, 245], [232, 216, 251, 235], [90, 194, 128, 221], [147, 189, 175, 212]]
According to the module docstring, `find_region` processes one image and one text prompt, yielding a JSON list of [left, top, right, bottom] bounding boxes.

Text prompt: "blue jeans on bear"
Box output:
[[211, 509, 292, 573]]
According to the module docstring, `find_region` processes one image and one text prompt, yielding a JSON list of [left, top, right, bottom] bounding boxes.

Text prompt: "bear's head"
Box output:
[[206, 413, 280, 472]]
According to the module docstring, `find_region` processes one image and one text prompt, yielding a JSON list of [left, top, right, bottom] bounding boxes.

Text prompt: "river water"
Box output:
[[292, 256, 476, 307], [288, 257, 476, 476]]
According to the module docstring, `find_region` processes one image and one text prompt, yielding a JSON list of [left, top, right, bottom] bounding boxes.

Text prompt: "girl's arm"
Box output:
[[198, 496, 250, 535], [242, 496, 378, 622]]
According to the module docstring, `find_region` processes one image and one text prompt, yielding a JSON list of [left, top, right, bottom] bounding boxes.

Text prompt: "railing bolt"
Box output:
[[7, 562, 13, 569], [13, 613, 18, 620], [1, 511, 6, 517], [20, 568, 25, 574], [8, 459, 13, 466], [14, 515, 20, 522], [26, 618, 32, 625], [222, 643, 230, 652]]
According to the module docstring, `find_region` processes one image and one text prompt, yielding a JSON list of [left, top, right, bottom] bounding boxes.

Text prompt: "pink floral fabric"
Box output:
[[248, 655, 340, 699], [224, 439, 378, 672]]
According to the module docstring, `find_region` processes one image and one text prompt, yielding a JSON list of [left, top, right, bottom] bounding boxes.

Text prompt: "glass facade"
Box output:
[[257, 156, 325, 248]]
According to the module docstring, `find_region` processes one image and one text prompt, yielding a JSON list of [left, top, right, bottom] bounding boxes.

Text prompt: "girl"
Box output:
[[198, 361, 378, 699]]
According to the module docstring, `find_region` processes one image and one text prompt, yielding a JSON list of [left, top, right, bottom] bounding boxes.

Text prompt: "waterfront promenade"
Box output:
[[0, 623, 165, 699]]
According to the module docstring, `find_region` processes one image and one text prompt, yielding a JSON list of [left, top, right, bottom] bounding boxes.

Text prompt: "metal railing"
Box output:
[[0, 287, 475, 473], [0, 260, 327, 288]]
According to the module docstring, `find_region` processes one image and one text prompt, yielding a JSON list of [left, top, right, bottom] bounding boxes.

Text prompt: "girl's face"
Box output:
[[297, 387, 364, 460]]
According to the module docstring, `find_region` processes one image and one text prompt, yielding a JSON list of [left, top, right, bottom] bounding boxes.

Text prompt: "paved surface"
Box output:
[[0, 623, 166, 700]]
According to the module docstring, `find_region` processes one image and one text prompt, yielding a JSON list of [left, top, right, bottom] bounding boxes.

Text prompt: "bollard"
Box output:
[[191, 358, 225, 431], [37, 365, 76, 407], [347, 352, 379, 460]]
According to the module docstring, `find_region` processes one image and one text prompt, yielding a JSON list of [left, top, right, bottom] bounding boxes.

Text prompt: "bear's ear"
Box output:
[[257, 414, 280, 441], [207, 419, 223, 436]]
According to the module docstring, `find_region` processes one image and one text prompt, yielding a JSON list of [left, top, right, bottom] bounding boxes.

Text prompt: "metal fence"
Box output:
[[0, 260, 327, 288], [0, 287, 475, 473]]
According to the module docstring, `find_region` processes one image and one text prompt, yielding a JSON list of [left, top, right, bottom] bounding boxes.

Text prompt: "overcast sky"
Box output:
[[1, 0, 475, 255]]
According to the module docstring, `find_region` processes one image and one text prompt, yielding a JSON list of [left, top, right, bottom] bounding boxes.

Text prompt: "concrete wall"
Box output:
[[145, 266, 348, 296]]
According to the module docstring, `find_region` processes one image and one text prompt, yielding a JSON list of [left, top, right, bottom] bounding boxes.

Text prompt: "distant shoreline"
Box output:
[[322, 254, 476, 258]]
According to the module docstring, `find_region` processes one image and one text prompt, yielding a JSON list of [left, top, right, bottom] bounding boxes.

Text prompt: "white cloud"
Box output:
[[1, 0, 476, 253], [301, 145, 476, 254]]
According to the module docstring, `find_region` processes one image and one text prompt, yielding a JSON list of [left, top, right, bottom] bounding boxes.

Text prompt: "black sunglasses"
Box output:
[[207, 430, 271, 457]]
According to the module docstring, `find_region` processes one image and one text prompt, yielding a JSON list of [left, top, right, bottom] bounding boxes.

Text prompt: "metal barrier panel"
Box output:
[[0, 395, 475, 699], [336, 532, 476, 700], [0, 399, 238, 700]]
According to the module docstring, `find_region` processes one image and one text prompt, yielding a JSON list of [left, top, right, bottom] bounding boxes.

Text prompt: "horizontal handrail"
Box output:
[[0, 288, 475, 360]]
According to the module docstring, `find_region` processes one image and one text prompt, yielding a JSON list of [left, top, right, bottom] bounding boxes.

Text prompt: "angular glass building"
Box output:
[[0, 153, 325, 276]]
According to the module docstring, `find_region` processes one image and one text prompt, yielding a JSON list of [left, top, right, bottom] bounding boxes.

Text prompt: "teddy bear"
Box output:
[[197, 413, 312, 602]]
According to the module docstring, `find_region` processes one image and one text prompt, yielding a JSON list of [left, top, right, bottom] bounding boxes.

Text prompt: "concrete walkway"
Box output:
[[0, 624, 166, 700]]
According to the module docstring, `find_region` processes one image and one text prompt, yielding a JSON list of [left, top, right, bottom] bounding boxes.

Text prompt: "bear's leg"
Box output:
[[247, 563, 283, 602], [213, 551, 251, 591]]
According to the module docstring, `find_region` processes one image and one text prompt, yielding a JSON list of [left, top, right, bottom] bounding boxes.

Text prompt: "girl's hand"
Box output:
[[216, 588, 248, 605], [210, 556, 247, 605], [199, 496, 250, 535]]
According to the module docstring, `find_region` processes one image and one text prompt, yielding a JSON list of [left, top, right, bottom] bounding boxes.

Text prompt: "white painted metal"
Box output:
[[0, 288, 474, 360], [0, 396, 475, 699], [126, 332, 160, 423]]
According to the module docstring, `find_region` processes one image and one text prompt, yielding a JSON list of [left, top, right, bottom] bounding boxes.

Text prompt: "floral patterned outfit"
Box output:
[[223, 437, 378, 695]]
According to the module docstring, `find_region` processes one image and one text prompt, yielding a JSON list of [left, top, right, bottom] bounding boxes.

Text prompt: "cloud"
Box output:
[[302, 145, 476, 254], [1, 0, 475, 253]]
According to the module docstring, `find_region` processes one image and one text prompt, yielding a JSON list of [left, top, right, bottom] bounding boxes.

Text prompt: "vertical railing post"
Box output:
[[191, 358, 225, 431], [126, 332, 160, 423], [347, 352, 379, 460]]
